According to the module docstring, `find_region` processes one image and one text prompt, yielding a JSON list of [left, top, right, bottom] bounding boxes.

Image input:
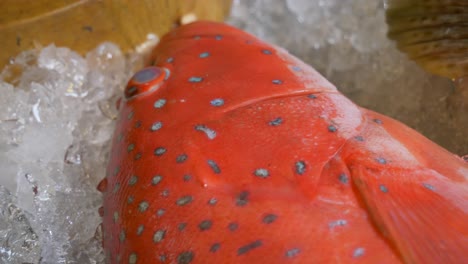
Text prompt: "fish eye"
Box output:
[[125, 66, 169, 99]]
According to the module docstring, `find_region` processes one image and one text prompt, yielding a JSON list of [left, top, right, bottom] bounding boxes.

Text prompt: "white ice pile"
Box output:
[[0, 43, 137, 263]]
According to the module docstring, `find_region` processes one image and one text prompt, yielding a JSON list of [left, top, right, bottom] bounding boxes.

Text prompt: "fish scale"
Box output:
[[100, 21, 468, 263]]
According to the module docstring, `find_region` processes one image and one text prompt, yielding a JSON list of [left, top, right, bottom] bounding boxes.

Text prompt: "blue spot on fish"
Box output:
[[199, 52, 210, 58], [254, 168, 270, 178], [292, 66, 302, 72], [154, 99, 166, 108], [194, 124, 217, 140], [210, 98, 224, 107], [379, 184, 389, 193], [423, 183, 436, 191], [353, 247, 365, 258], [189, 77, 203, 83], [151, 121, 163, 131], [376, 157, 387, 164]]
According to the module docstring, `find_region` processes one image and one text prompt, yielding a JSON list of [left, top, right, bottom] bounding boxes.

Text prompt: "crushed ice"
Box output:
[[0, 42, 136, 264]]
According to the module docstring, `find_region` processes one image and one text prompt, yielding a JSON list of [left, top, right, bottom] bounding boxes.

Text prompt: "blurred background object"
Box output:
[[386, 0, 468, 79], [385, 0, 467, 154], [0, 0, 232, 69]]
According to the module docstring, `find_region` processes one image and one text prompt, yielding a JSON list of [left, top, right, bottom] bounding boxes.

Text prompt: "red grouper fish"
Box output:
[[98, 21, 468, 264]]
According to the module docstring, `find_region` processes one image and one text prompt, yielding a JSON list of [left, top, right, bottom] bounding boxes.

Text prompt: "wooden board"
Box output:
[[0, 0, 232, 68]]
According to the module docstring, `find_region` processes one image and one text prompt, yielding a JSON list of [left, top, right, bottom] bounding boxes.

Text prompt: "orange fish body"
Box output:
[[99, 22, 468, 264]]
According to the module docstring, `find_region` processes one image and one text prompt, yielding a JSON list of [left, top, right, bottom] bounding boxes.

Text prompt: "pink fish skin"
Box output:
[[98, 21, 468, 264]]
